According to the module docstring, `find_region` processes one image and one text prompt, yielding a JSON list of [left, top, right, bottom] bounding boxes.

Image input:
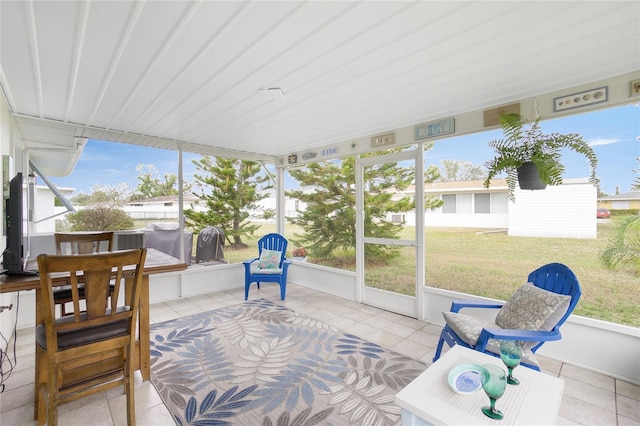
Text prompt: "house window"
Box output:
[[491, 192, 508, 213], [474, 193, 490, 213], [442, 194, 456, 213], [457, 194, 472, 213], [443, 194, 474, 213]]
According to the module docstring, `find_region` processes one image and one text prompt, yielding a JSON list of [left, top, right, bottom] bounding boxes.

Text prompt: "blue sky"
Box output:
[[51, 104, 639, 196]]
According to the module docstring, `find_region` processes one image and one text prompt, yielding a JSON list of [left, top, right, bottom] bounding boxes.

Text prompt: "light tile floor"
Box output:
[[1, 283, 638, 425]]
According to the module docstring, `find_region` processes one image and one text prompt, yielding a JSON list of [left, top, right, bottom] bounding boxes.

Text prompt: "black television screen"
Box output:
[[3, 172, 24, 274]]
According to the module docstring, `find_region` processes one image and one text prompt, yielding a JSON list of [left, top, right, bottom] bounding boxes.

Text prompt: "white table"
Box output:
[[395, 345, 564, 425]]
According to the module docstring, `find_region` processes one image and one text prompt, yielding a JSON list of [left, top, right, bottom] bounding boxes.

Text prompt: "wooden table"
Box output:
[[395, 345, 564, 425], [0, 248, 187, 381]]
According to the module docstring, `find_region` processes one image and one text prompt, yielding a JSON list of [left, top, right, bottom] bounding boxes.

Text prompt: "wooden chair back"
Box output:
[[52, 232, 115, 317], [54, 232, 114, 255], [36, 248, 146, 425]]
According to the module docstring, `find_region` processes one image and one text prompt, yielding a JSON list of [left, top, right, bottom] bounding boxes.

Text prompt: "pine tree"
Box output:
[[287, 152, 441, 262], [184, 156, 270, 248]]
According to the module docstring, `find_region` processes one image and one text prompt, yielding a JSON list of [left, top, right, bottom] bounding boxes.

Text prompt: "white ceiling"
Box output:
[[1, 1, 639, 176]]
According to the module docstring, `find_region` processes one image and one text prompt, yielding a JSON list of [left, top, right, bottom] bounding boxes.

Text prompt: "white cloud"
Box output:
[[588, 138, 619, 146]]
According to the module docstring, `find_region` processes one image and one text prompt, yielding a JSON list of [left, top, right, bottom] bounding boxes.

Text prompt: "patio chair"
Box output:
[[432, 262, 581, 370], [243, 233, 292, 300], [35, 248, 147, 426], [53, 232, 114, 316]]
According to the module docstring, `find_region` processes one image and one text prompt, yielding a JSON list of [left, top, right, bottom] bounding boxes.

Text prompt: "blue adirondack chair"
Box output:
[[432, 262, 582, 370], [243, 233, 292, 300]]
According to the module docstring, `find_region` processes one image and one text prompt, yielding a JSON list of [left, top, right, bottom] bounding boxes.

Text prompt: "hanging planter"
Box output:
[[484, 113, 599, 201], [517, 161, 547, 190]]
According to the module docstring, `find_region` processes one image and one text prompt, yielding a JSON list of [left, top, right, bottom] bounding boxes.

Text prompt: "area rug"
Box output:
[[149, 298, 426, 426]]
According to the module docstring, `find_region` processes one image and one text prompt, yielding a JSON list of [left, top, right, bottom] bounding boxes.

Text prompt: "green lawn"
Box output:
[[193, 220, 639, 328]]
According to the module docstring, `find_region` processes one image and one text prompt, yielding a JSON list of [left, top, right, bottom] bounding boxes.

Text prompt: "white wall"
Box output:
[[509, 180, 597, 238], [10, 258, 640, 385], [0, 95, 20, 346]]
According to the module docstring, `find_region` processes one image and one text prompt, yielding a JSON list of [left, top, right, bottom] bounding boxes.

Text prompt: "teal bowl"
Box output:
[[448, 363, 484, 394]]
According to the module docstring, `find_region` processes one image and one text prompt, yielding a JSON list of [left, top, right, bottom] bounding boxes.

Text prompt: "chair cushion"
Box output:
[[495, 282, 571, 332], [443, 312, 496, 347], [250, 263, 282, 274], [257, 249, 281, 269], [442, 312, 539, 368], [36, 310, 130, 350]]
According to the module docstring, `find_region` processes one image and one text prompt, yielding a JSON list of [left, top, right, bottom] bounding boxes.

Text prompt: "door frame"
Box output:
[[355, 146, 425, 318]]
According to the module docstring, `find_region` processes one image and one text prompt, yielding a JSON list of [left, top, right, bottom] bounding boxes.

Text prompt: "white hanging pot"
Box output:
[[517, 161, 547, 190]]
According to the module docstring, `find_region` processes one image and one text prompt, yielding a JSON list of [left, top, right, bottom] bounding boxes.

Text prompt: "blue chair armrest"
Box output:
[[281, 258, 292, 271], [450, 299, 504, 313], [476, 327, 561, 350], [243, 258, 258, 266]]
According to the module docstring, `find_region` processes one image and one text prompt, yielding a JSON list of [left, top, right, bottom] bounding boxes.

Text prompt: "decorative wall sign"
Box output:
[[321, 147, 339, 156], [631, 79, 640, 96], [302, 152, 317, 160], [371, 133, 395, 148], [554, 87, 608, 112], [483, 103, 520, 127], [288, 154, 298, 164], [414, 118, 455, 140]]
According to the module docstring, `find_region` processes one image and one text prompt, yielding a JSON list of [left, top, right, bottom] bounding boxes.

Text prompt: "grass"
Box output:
[[143, 219, 640, 327]]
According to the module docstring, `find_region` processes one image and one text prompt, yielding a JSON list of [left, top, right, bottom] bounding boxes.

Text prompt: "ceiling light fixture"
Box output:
[[259, 87, 284, 100]]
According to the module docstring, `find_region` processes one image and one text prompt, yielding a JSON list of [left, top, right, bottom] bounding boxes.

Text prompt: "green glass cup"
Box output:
[[500, 340, 522, 385], [481, 364, 507, 420]]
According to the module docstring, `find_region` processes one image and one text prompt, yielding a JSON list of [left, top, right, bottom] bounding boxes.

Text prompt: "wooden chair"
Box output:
[[36, 248, 147, 426], [53, 232, 114, 316]]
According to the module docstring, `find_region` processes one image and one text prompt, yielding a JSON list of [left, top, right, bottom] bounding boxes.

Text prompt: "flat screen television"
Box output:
[[3, 172, 26, 274]]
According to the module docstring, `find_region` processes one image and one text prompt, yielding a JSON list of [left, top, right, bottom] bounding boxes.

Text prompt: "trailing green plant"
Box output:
[[484, 113, 599, 200]]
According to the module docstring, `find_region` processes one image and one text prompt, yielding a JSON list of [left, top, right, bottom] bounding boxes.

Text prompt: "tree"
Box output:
[[439, 159, 486, 181], [599, 157, 640, 275], [286, 151, 442, 262], [599, 216, 640, 275], [71, 183, 131, 207], [184, 156, 270, 248], [132, 164, 191, 200], [67, 206, 134, 231]]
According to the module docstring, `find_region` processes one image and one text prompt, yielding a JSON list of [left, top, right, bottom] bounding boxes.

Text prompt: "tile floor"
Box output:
[[1, 283, 638, 425]]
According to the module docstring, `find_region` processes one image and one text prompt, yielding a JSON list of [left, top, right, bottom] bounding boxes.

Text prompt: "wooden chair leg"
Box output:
[[46, 384, 57, 426], [37, 383, 46, 426], [126, 346, 136, 425]]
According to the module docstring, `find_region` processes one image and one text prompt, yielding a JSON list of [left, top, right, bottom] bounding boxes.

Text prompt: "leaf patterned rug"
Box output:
[[149, 298, 426, 426]]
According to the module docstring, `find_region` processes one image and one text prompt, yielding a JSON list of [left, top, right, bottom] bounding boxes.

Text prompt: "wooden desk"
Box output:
[[0, 248, 187, 381], [395, 345, 564, 425]]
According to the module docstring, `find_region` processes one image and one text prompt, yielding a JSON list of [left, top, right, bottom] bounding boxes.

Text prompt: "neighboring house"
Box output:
[[423, 179, 510, 229], [407, 178, 597, 239], [124, 194, 202, 219], [123, 180, 597, 239], [31, 184, 74, 234], [597, 191, 640, 211], [123, 193, 306, 223]]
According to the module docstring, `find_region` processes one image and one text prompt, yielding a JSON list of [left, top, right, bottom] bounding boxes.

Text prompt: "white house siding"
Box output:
[[425, 211, 509, 228], [424, 190, 510, 228], [508, 180, 596, 239]]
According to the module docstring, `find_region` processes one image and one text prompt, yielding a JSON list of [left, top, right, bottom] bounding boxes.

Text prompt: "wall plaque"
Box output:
[[371, 133, 395, 148], [483, 103, 521, 127], [414, 118, 455, 140]]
